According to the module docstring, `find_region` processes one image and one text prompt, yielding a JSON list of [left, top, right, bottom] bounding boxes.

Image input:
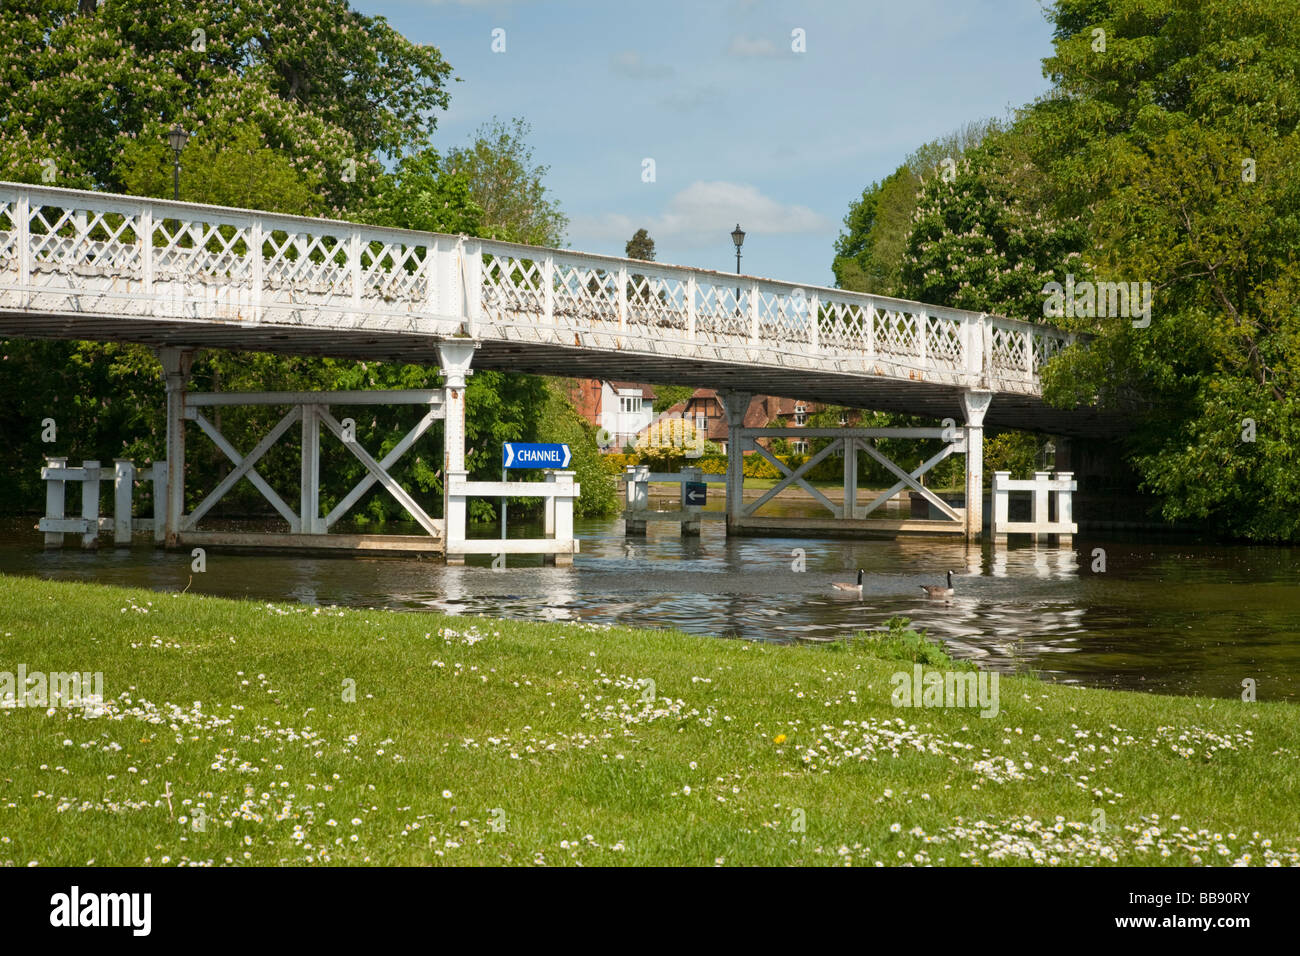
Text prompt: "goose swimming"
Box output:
[[832, 569, 865, 595], [920, 570, 955, 599]]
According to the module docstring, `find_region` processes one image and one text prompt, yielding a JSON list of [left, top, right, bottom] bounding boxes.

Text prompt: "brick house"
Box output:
[[565, 379, 657, 449], [647, 389, 826, 454]]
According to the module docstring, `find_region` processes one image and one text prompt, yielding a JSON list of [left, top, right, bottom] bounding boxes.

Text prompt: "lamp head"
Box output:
[[167, 124, 189, 155]]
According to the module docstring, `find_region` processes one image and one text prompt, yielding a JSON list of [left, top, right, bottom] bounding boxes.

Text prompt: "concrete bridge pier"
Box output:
[[159, 347, 193, 548], [438, 342, 477, 566], [960, 389, 993, 543]]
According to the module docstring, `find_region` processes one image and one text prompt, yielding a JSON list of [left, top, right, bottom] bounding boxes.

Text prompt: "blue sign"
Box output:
[[503, 442, 571, 469], [684, 482, 707, 506]]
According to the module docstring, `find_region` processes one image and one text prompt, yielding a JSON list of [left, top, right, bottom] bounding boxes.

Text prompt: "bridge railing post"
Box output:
[[617, 266, 628, 333], [80, 460, 101, 549], [15, 191, 30, 299], [151, 461, 167, 544], [543, 254, 555, 328], [113, 459, 134, 546], [748, 281, 759, 344], [993, 471, 1010, 543], [686, 276, 697, 343], [43, 456, 67, 548], [1055, 471, 1076, 545], [546, 469, 577, 567], [808, 291, 819, 353], [1033, 470, 1051, 543], [680, 465, 702, 537], [624, 464, 648, 536]]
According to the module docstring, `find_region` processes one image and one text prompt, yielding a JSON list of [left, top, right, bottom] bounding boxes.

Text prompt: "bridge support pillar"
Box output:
[[718, 391, 754, 535], [960, 389, 993, 543], [159, 347, 193, 548], [439, 342, 477, 565]]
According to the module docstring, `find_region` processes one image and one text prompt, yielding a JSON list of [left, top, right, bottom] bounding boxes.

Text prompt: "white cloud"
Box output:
[[727, 34, 779, 57], [570, 181, 830, 250]]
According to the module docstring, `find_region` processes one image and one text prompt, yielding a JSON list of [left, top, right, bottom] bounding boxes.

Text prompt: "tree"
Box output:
[[651, 385, 694, 414], [446, 117, 569, 246], [0, 4, 609, 521], [1028, 0, 1300, 540], [625, 229, 655, 261], [833, 119, 1003, 296], [0, 0, 453, 212], [116, 123, 325, 215], [900, 132, 1088, 321]]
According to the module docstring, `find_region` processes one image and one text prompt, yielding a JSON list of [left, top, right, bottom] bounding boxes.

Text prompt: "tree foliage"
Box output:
[[446, 117, 569, 247], [1031, 0, 1300, 540], [0, 0, 452, 211], [0, 2, 602, 523]]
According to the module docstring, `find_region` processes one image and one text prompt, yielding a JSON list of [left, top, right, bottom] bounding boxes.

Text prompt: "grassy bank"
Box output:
[[1, 574, 1297, 866]]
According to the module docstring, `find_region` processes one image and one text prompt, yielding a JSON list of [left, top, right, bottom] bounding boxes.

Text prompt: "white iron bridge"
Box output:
[[0, 181, 1112, 437]]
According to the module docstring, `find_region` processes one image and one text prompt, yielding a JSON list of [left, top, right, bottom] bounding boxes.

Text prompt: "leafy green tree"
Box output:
[[0, 0, 452, 211], [625, 229, 655, 261], [1030, 0, 1300, 540], [116, 123, 326, 214], [651, 384, 694, 414], [366, 149, 483, 236], [446, 117, 569, 246], [540, 383, 617, 518], [833, 119, 1002, 296], [900, 133, 1088, 321]]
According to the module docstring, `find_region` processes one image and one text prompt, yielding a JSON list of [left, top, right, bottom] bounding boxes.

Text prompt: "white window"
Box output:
[[791, 439, 810, 454], [620, 395, 642, 414], [793, 402, 807, 426]]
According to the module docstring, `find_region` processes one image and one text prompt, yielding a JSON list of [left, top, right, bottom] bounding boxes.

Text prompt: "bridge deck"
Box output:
[[0, 182, 1114, 437]]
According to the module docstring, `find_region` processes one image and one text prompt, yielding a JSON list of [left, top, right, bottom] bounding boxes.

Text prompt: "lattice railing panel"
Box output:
[[818, 299, 871, 352], [625, 271, 689, 334], [695, 282, 748, 342], [875, 307, 920, 357], [481, 253, 545, 321], [258, 229, 349, 293], [989, 325, 1025, 373], [1032, 327, 1067, 370], [0, 199, 17, 266], [361, 239, 428, 302], [553, 262, 618, 329], [926, 313, 964, 368]]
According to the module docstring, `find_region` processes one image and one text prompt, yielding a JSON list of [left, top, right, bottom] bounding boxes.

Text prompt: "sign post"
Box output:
[[500, 444, 573, 565]]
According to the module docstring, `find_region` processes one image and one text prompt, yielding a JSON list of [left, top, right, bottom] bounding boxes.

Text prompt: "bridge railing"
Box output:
[[0, 181, 1073, 394]]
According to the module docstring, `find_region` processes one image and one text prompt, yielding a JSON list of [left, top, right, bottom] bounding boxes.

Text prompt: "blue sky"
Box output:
[[359, 1, 1057, 287]]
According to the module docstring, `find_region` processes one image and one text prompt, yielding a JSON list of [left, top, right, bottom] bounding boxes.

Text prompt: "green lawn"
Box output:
[[1, 573, 1296, 866]]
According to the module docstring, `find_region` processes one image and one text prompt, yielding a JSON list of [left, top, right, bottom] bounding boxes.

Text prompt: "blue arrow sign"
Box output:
[[503, 442, 571, 469], [684, 482, 707, 506]]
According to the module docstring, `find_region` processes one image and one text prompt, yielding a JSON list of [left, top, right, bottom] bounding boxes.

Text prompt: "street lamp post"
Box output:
[[167, 124, 189, 201], [731, 223, 745, 303]]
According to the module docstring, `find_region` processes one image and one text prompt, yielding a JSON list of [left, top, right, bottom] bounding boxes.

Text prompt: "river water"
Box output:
[[2, 513, 1297, 702]]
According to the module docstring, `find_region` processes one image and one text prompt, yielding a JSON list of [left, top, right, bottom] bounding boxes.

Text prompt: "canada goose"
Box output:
[[832, 569, 865, 595], [920, 570, 955, 599]]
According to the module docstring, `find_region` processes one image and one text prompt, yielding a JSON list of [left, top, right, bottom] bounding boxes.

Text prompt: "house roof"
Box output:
[[607, 381, 656, 397]]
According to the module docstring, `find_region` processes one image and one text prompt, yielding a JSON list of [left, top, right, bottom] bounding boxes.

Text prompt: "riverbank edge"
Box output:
[[1, 573, 1297, 866]]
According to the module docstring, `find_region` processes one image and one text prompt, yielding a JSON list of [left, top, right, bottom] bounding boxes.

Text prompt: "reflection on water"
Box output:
[[1, 516, 1298, 701]]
